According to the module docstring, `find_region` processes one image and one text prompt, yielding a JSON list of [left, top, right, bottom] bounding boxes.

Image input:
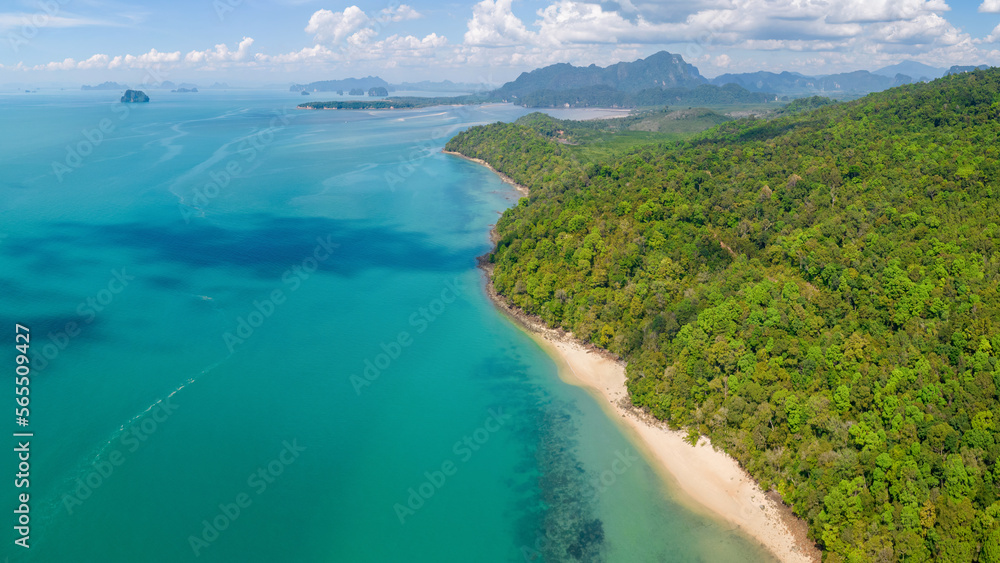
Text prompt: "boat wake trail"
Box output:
[[32, 354, 235, 528]]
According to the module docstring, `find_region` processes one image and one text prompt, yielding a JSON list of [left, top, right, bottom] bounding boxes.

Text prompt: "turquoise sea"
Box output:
[[1, 90, 774, 562]]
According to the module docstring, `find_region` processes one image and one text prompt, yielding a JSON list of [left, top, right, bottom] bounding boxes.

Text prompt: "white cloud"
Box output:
[[979, 0, 1000, 13], [38, 58, 77, 71], [77, 54, 111, 69], [255, 44, 337, 65], [14, 0, 999, 79], [464, 0, 537, 46], [381, 4, 422, 22], [306, 7, 370, 44], [123, 48, 181, 68], [185, 37, 255, 63], [0, 13, 111, 30], [386, 33, 448, 50], [985, 23, 1000, 43], [451, 0, 996, 71], [823, 0, 949, 24], [535, 1, 672, 44], [870, 13, 965, 45]]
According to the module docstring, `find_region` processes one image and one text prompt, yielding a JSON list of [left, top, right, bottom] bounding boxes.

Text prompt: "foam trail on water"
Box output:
[[32, 355, 233, 526]]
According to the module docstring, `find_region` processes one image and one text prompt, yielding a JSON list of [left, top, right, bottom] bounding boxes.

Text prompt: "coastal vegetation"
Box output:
[[447, 69, 1000, 561]]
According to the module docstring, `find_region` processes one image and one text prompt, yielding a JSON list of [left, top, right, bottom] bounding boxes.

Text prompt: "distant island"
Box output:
[[121, 89, 149, 103], [301, 91, 309, 96], [298, 95, 484, 110], [171, 87, 198, 93], [367, 87, 388, 97], [290, 76, 388, 93], [83, 81, 128, 91]]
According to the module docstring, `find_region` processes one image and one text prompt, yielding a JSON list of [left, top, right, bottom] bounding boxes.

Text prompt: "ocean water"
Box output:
[[0, 90, 774, 562]]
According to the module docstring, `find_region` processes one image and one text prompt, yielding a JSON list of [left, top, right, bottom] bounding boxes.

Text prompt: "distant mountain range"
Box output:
[[491, 52, 993, 100], [708, 70, 914, 95], [493, 51, 705, 99], [290, 76, 388, 93], [81, 81, 128, 90], [873, 60, 945, 80], [297, 52, 995, 110], [392, 80, 492, 93]]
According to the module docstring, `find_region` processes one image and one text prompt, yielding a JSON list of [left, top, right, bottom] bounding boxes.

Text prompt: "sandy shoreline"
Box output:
[[451, 148, 819, 563], [443, 150, 530, 197]]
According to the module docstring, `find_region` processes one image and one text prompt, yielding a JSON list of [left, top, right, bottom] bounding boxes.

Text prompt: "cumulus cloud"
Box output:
[[32, 40, 260, 72], [451, 0, 995, 72], [306, 6, 370, 44], [870, 13, 964, 45], [464, 0, 536, 46], [255, 44, 337, 64], [979, 0, 1000, 13], [77, 54, 111, 69], [16, 0, 999, 78], [823, 0, 949, 24], [381, 4, 422, 22], [185, 37, 255, 63], [123, 48, 182, 68], [985, 23, 1000, 43], [38, 58, 78, 71]]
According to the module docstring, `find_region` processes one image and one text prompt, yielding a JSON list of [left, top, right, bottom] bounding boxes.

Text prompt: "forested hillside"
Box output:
[[446, 69, 1000, 562]]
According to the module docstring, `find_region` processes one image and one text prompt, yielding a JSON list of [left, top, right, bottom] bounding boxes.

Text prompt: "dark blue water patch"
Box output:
[[22, 215, 478, 278], [0, 312, 107, 376], [0, 277, 73, 305], [0, 312, 101, 339], [146, 274, 187, 290]]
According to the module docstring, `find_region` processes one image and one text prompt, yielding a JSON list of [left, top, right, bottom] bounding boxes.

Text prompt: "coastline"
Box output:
[[443, 150, 530, 198], [459, 151, 820, 563]]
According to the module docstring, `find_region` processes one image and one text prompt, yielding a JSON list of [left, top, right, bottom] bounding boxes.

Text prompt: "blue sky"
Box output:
[[2, 0, 999, 86]]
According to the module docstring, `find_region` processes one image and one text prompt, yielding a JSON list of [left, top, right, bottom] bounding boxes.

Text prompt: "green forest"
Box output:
[[446, 69, 1000, 562]]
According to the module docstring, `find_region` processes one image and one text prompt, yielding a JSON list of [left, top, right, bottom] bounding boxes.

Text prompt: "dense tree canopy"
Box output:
[[446, 69, 1000, 562]]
